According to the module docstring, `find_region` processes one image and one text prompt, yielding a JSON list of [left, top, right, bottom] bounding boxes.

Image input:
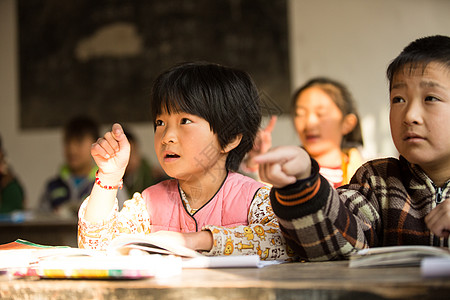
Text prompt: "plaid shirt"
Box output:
[[270, 156, 450, 261]]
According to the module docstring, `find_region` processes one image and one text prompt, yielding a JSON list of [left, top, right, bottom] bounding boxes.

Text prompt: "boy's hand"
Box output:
[[91, 123, 130, 182], [254, 146, 311, 188], [425, 200, 450, 238]]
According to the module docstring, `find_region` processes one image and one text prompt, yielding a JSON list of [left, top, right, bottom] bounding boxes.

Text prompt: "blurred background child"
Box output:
[[291, 77, 364, 187], [243, 77, 365, 188], [40, 116, 128, 218], [0, 134, 25, 213]]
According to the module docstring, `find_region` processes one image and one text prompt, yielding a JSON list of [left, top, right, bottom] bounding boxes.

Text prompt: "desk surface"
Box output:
[[0, 214, 78, 247], [1, 260, 449, 300]]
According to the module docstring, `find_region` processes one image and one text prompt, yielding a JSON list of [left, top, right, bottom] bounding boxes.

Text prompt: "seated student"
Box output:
[[255, 35, 450, 261], [291, 77, 365, 187], [0, 135, 25, 213], [243, 77, 365, 188], [122, 128, 168, 198], [40, 116, 128, 218], [78, 62, 292, 260]]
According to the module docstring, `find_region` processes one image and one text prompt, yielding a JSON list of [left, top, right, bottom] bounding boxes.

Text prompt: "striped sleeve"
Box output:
[[270, 158, 331, 220], [269, 158, 378, 261]]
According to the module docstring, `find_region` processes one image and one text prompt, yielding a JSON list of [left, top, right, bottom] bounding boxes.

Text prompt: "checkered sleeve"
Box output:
[[271, 158, 381, 261]]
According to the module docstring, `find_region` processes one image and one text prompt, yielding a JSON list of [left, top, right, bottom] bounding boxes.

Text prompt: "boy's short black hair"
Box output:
[[64, 116, 99, 142], [151, 61, 262, 172], [387, 35, 450, 89]]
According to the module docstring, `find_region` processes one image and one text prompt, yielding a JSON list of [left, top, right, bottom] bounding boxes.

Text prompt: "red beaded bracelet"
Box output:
[[95, 170, 123, 190]]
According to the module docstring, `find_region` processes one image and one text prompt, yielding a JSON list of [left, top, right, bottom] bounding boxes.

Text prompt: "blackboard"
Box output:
[[18, 0, 289, 129]]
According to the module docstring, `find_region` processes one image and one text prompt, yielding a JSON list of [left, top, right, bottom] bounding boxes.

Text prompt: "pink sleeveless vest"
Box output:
[[141, 172, 264, 232]]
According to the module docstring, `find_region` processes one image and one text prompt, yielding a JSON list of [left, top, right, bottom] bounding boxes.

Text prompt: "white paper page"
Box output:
[[421, 257, 450, 278]]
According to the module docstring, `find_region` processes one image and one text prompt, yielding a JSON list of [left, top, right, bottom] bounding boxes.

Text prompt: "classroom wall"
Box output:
[[1, 0, 450, 210], [288, 0, 450, 160]]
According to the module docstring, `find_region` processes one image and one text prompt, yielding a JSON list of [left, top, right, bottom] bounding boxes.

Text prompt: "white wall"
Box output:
[[288, 0, 450, 158], [1, 0, 450, 209]]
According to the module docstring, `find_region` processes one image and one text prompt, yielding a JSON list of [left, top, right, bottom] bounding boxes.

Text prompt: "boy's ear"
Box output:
[[341, 113, 358, 135], [222, 134, 243, 153]]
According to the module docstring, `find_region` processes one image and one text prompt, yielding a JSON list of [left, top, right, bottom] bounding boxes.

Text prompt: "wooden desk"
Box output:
[[0, 214, 78, 247], [1, 261, 449, 299]]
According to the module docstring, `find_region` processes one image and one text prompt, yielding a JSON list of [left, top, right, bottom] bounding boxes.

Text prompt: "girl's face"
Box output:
[[294, 87, 347, 158], [154, 110, 227, 182], [389, 62, 450, 181]]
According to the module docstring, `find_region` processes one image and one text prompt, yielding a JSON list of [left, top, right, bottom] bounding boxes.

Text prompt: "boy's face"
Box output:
[[389, 62, 450, 176], [64, 135, 95, 174]]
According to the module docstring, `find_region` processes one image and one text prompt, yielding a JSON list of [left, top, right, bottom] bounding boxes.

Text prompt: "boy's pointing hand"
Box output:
[[254, 146, 311, 188]]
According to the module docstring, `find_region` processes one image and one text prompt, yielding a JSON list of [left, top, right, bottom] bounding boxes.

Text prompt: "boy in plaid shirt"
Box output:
[[255, 35, 450, 261]]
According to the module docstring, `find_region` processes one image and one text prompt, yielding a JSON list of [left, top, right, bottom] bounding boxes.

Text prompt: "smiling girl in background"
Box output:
[[292, 77, 364, 187], [243, 77, 365, 188]]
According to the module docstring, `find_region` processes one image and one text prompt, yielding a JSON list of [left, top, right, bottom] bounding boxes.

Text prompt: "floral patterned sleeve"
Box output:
[[203, 187, 295, 261], [78, 192, 151, 250]]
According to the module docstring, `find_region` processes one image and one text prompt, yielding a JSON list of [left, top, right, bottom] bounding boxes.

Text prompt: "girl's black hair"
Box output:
[[291, 77, 364, 149], [387, 35, 450, 90], [151, 61, 262, 172]]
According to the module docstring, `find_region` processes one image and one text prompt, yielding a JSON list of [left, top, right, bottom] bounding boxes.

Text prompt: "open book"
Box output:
[[0, 236, 262, 279], [108, 234, 202, 258], [108, 234, 262, 269], [349, 245, 450, 269]]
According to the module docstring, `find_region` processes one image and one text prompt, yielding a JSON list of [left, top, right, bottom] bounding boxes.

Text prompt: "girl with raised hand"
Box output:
[[78, 62, 292, 261]]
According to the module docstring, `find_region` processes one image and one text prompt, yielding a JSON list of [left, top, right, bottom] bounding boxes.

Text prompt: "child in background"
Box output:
[[243, 77, 364, 188], [78, 62, 291, 260], [40, 116, 128, 218], [291, 78, 364, 187], [255, 35, 450, 261], [0, 135, 25, 213]]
